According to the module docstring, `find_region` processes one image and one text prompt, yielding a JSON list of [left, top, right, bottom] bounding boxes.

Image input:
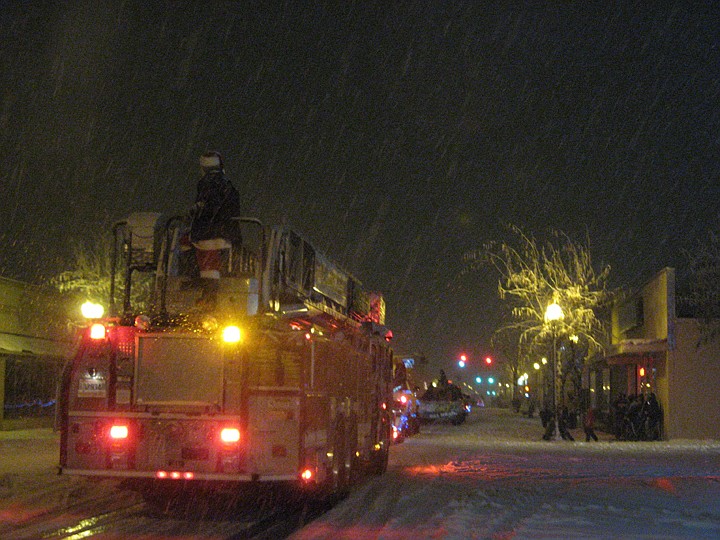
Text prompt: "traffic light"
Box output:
[[458, 354, 467, 368], [484, 356, 492, 366]]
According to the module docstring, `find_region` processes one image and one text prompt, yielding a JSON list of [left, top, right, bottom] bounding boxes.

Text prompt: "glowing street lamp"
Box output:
[[544, 301, 564, 441]]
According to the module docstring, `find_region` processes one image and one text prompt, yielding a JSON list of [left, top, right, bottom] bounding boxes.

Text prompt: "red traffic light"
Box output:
[[484, 356, 492, 365]]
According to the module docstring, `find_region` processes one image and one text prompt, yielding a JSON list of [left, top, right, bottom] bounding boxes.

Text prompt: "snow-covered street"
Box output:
[[292, 407, 720, 539], [1, 408, 719, 539]]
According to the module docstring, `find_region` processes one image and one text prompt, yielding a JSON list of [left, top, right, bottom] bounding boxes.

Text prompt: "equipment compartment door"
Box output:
[[247, 393, 301, 476]]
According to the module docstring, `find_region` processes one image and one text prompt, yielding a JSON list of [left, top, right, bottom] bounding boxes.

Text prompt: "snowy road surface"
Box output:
[[291, 408, 720, 539], [1, 408, 719, 539]]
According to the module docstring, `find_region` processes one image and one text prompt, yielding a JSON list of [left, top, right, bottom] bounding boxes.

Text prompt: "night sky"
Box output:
[[1, 2, 718, 374]]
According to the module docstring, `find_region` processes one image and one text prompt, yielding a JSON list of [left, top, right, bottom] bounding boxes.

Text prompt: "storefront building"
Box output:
[[0, 277, 73, 430], [604, 267, 720, 440]]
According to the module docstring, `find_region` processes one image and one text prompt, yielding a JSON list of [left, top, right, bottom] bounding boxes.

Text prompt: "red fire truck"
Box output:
[[59, 212, 393, 499]]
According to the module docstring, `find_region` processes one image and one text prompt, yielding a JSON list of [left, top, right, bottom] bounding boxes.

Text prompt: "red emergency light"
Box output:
[[90, 323, 107, 340]]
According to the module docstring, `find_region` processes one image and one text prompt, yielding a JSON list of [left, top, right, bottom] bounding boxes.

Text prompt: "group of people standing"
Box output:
[[541, 405, 598, 442], [611, 392, 663, 441], [537, 391, 662, 442]]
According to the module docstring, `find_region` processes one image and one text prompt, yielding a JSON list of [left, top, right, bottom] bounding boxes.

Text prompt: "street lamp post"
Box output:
[[544, 301, 564, 440]]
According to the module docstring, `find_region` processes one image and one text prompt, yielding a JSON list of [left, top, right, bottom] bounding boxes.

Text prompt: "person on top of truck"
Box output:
[[187, 151, 241, 306]]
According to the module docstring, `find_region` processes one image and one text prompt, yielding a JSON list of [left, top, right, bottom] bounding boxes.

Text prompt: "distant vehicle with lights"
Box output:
[[390, 388, 420, 443], [58, 212, 394, 503], [418, 374, 467, 425]]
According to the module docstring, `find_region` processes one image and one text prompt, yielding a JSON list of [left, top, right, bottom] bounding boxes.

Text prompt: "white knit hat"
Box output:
[[199, 151, 223, 171]]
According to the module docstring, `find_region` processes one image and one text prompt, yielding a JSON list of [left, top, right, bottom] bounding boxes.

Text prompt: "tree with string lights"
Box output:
[[466, 224, 618, 410]]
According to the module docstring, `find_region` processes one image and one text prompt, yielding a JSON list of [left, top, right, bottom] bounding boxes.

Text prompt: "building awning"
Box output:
[[606, 338, 668, 365], [0, 332, 74, 358]]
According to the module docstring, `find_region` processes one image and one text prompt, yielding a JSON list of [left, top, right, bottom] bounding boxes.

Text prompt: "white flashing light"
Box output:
[[81, 301, 104, 319]]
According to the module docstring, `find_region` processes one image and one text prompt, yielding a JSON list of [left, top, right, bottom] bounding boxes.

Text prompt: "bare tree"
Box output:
[[49, 229, 153, 326], [467, 224, 616, 373], [50, 231, 114, 307], [491, 327, 525, 399], [681, 222, 720, 343]]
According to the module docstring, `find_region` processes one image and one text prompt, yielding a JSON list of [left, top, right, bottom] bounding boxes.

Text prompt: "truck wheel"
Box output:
[[369, 444, 389, 475]]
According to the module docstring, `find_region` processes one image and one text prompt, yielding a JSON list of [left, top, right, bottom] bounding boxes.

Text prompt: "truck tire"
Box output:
[[369, 444, 389, 475]]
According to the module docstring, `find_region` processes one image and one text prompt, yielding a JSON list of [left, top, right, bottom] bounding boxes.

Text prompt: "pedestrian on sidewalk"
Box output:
[[559, 406, 575, 441], [583, 406, 599, 442]]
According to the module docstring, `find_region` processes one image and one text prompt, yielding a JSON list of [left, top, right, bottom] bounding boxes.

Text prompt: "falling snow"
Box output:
[[1, 3, 719, 367]]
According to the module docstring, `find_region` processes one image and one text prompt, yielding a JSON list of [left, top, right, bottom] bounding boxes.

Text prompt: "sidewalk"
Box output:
[[0, 428, 58, 440], [0, 429, 59, 476], [513, 409, 616, 442]]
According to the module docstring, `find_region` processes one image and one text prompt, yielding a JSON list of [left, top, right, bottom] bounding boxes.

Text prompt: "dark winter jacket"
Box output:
[[190, 170, 241, 242]]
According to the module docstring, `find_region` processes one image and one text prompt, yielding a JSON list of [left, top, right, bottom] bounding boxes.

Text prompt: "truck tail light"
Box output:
[[220, 427, 241, 444], [156, 470, 194, 480], [109, 424, 129, 440]]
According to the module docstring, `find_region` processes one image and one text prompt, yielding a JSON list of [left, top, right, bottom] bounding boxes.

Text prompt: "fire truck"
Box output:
[[58, 212, 394, 499]]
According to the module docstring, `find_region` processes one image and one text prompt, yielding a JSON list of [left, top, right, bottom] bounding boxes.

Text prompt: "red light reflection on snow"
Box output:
[[649, 477, 678, 496], [0, 504, 46, 524], [407, 460, 524, 480], [407, 464, 444, 475], [292, 522, 448, 539]]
